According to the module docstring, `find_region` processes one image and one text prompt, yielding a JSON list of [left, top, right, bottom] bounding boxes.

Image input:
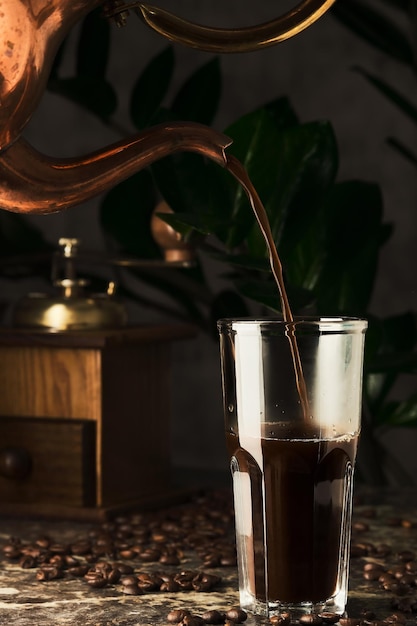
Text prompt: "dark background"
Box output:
[[4, 2, 417, 478]]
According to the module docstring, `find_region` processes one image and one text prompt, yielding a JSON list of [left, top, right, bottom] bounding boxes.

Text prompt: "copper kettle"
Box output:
[[0, 0, 335, 217]]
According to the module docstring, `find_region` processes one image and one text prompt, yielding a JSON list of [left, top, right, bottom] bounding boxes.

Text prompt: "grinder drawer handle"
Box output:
[[0, 447, 33, 480]]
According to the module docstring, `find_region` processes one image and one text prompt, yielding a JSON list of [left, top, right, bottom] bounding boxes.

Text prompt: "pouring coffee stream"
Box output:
[[226, 154, 310, 421]]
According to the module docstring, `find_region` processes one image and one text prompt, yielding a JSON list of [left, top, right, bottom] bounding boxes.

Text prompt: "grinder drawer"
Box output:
[[0, 417, 96, 507]]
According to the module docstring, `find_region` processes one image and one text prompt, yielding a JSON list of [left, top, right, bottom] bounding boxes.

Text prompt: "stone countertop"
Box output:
[[1, 488, 417, 625]]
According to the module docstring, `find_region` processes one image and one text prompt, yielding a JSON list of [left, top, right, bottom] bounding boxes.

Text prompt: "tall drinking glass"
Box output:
[[218, 317, 367, 619]]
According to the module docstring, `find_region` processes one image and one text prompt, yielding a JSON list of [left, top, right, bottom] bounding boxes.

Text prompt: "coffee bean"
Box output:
[[363, 563, 385, 581], [400, 519, 416, 529], [181, 616, 205, 626], [35, 537, 51, 550], [225, 608, 247, 623], [269, 614, 291, 625], [339, 618, 361, 626], [299, 614, 322, 625], [390, 597, 414, 613], [140, 548, 161, 562], [70, 541, 91, 556], [68, 564, 89, 577], [383, 613, 407, 624], [361, 610, 377, 620], [159, 553, 180, 566], [36, 566, 62, 581], [398, 550, 415, 563], [122, 583, 143, 595], [85, 572, 107, 588], [192, 572, 221, 592], [64, 555, 79, 567], [19, 555, 36, 569], [160, 577, 180, 592], [118, 548, 136, 559], [107, 568, 121, 584], [120, 575, 138, 586], [114, 562, 134, 575], [375, 544, 392, 558], [201, 609, 226, 624], [167, 609, 191, 623], [3, 544, 22, 559], [49, 543, 69, 555], [220, 554, 237, 567], [350, 543, 369, 558], [137, 573, 163, 591], [318, 612, 340, 623]]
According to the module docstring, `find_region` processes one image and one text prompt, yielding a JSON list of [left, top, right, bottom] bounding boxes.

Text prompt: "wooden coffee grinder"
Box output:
[[0, 230, 194, 520]]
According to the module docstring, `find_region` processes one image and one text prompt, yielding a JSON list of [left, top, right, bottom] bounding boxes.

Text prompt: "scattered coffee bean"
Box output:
[[122, 583, 143, 595], [201, 610, 225, 624], [269, 614, 291, 625], [36, 565, 63, 581], [167, 609, 192, 623], [225, 608, 247, 623], [299, 615, 323, 625], [318, 612, 340, 623], [19, 555, 36, 569], [398, 550, 415, 563]]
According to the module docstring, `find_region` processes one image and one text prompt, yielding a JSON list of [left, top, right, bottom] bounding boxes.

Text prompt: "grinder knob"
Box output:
[[0, 446, 32, 480]]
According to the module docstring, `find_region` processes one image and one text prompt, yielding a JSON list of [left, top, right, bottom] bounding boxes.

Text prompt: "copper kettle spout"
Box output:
[[0, 122, 232, 214]]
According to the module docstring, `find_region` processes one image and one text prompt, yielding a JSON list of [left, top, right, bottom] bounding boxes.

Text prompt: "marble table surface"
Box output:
[[1, 487, 417, 626]]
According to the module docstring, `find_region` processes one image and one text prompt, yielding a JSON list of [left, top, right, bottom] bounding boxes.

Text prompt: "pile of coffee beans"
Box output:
[[1, 491, 234, 594], [166, 606, 247, 626], [163, 607, 415, 626], [348, 508, 417, 616]]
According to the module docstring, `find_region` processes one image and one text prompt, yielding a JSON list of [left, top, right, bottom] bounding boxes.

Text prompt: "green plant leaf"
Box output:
[[270, 121, 339, 288], [234, 278, 314, 314], [130, 46, 175, 130], [355, 67, 417, 125], [222, 108, 281, 249], [387, 137, 417, 168], [171, 57, 222, 125], [155, 210, 230, 239], [209, 252, 270, 273], [368, 351, 417, 375], [380, 393, 417, 427], [151, 153, 233, 241], [100, 169, 158, 258], [331, 0, 414, 65], [316, 181, 385, 314]]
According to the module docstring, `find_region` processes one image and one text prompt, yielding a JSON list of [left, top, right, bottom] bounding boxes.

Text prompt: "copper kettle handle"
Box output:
[[132, 0, 336, 53]]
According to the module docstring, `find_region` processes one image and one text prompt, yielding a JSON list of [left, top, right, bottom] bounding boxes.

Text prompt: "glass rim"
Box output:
[[217, 316, 368, 333]]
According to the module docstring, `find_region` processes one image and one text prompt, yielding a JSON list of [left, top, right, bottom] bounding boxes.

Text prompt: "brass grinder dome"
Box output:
[[13, 238, 127, 332]]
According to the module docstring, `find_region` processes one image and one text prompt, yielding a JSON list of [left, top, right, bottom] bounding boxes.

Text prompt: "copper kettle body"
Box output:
[[0, 0, 335, 216], [0, 0, 104, 152]]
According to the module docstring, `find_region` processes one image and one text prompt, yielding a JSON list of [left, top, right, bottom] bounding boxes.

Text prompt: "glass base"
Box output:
[[239, 589, 346, 620]]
